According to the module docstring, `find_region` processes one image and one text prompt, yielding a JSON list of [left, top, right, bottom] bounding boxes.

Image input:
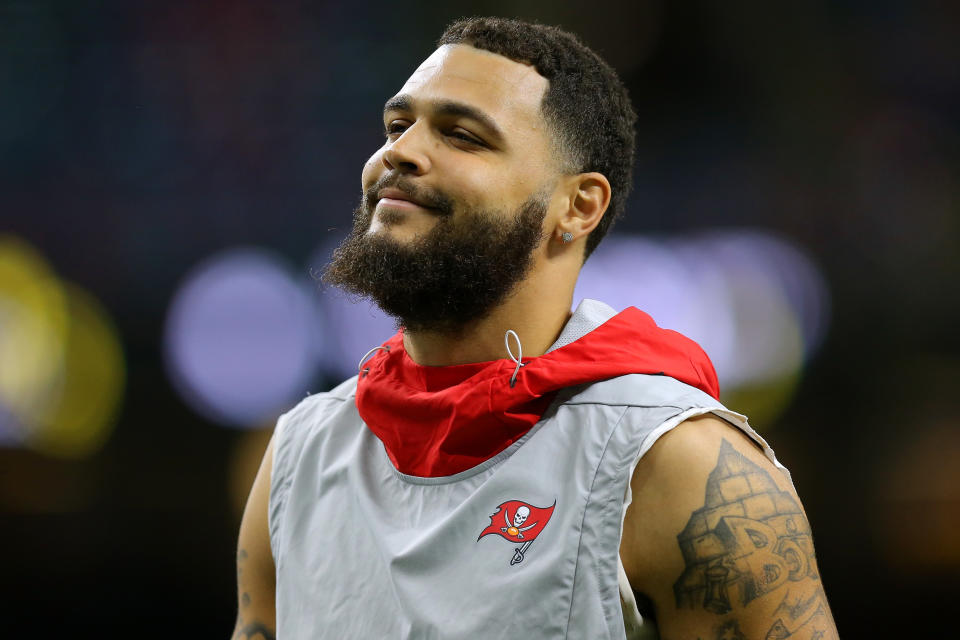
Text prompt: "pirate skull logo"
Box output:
[[502, 505, 536, 539]]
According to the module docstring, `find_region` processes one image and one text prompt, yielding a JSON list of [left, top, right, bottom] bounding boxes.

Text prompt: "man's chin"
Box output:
[[368, 213, 440, 242]]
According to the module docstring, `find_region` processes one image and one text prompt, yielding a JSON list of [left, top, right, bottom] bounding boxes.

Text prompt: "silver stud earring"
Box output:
[[561, 232, 574, 243]]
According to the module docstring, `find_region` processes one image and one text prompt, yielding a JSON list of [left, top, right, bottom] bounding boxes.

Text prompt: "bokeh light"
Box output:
[[575, 229, 830, 427], [163, 247, 322, 428], [574, 234, 739, 378], [0, 235, 125, 458], [26, 284, 126, 458], [0, 236, 67, 442]]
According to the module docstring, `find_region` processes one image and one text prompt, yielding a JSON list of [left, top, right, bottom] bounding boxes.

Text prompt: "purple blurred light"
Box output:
[[575, 234, 739, 382], [164, 248, 322, 428], [702, 230, 831, 360], [576, 230, 829, 390]]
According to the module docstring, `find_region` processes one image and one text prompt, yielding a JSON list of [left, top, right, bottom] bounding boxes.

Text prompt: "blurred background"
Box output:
[[1, 0, 957, 636]]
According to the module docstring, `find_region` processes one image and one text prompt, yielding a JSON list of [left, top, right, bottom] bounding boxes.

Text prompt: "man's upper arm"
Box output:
[[620, 415, 838, 640], [232, 435, 277, 640]]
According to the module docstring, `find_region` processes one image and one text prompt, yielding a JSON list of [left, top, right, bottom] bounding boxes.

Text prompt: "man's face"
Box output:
[[360, 44, 555, 241], [323, 45, 561, 334]]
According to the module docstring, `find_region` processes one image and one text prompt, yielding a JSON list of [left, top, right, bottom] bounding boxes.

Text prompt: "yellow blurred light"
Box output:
[[28, 284, 125, 458], [720, 275, 806, 430], [0, 236, 68, 436], [721, 367, 802, 432], [0, 235, 125, 458]]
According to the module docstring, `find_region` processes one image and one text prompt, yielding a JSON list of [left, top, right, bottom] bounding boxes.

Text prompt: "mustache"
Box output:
[[363, 175, 455, 216]]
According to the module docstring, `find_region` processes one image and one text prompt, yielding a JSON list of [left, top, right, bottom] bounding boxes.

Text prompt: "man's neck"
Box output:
[[401, 276, 575, 367]]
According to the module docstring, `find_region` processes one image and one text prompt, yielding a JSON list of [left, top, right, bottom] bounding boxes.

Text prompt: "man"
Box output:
[[234, 17, 839, 640]]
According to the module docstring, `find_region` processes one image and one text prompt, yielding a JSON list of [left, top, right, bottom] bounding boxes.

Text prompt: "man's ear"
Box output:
[[555, 172, 611, 241]]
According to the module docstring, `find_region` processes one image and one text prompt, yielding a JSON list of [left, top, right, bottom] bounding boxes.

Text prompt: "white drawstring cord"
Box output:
[[360, 337, 523, 384], [358, 345, 390, 377], [504, 330, 524, 388]]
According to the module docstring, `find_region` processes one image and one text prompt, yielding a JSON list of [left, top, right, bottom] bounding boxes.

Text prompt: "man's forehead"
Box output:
[[393, 44, 549, 130]]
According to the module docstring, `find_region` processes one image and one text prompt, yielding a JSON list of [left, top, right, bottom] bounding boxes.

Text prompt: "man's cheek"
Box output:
[[361, 150, 385, 185]]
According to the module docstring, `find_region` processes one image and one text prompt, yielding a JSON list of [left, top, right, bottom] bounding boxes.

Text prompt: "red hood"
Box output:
[[356, 306, 718, 478]]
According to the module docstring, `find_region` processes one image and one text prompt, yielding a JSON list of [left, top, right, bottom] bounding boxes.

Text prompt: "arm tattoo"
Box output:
[[237, 548, 248, 582], [232, 621, 276, 640], [714, 620, 747, 639], [233, 548, 275, 639], [673, 440, 829, 640], [674, 440, 818, 612], [690, 621, 747, 640], [673, 440, 835, 638], [765, 587, 832, 639], [236, 549, 252, 609]]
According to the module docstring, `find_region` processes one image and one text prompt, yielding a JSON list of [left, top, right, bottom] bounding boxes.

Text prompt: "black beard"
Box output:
[[322, 190, 548, 336]]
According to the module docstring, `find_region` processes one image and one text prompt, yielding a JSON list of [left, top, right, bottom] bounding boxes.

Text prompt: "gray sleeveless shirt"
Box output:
[[269, 300, 786, 639]]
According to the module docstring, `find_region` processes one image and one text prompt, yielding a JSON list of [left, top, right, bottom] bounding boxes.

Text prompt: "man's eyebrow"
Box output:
[[383, 94, 414, 115], [383, 94, 506, 145]]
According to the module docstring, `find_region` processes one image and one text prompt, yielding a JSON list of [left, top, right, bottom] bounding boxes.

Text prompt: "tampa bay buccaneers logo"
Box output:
[[477, 499, 556, 565]]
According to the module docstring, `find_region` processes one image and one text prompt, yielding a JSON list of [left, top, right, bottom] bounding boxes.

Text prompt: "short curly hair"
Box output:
[[438, 17, 637, 259]]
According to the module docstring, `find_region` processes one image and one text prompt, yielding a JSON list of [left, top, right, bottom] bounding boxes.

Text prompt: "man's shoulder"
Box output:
[[562, 372, 720, 410], [275, 376, 360, 440], [271, 375, 362, 485], [640, 414, 768, 471], [320, 375, 360, 401], [621, 414, 794, 590], [289, 375, 357, 412]]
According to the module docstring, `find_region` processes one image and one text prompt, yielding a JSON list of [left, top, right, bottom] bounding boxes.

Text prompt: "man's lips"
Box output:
[[376, 188, 434, 210], [377, 197, 432, 211]]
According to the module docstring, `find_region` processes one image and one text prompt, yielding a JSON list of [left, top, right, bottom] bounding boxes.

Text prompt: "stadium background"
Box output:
[[1, 1, 957, 636]]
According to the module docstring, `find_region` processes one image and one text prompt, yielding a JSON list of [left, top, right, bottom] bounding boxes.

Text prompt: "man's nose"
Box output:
[[382, 122, 432, 175]]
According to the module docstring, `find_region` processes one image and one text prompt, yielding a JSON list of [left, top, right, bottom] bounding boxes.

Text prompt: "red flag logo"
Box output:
[[478, 499, 556, 565]]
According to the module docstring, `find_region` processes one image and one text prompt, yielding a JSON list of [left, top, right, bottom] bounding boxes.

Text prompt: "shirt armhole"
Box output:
[[268, 409, 296, 565]]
